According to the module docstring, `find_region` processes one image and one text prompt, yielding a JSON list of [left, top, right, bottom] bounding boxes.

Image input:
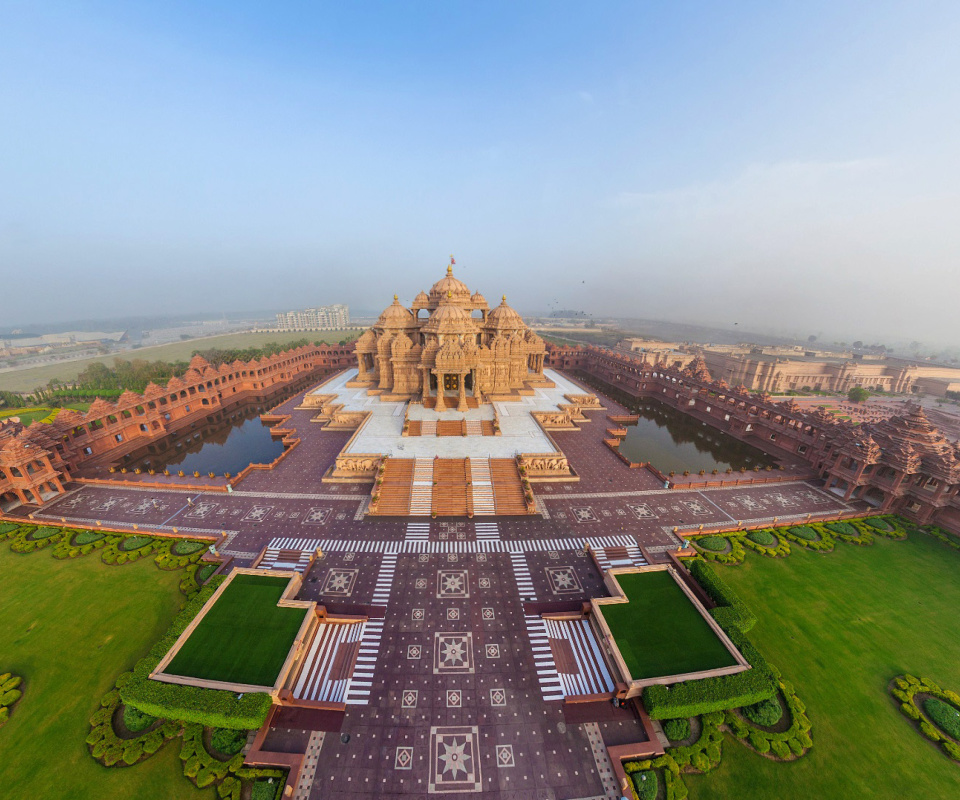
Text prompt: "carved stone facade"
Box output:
[[352, 263, 549, 410]]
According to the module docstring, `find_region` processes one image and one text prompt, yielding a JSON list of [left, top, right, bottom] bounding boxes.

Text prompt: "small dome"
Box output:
[[428, 265, 471, 301], [485, 295, 524, 329], [413, 290, 430, 305], [471, 291, 488, 306], [422, 293, 477, 334], [377, 295, 414, 327]]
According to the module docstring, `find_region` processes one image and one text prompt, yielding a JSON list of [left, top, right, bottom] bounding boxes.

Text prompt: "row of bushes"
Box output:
[[0, 672, 23, 726], [624, 754, 688, 800], [686, 559, 756, 631], [0, 521, 211, 578], [725, 676, 813, 760], [891, 674, 960, 762], [691, 515, 916, 566], [88, 674, 282, 797], [120, 579, 274, 730]]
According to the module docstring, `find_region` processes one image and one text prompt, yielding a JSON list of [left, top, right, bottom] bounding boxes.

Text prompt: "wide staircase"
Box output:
[[369, 457, 531, 516], [376, 459, 415, 515], [469, 458, 496, 515], [490, 458, 529, 515], [409, 458, 434, 515]]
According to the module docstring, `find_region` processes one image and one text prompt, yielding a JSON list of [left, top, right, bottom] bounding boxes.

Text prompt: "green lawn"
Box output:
[[0, 547, 208, 799], [602, 570, 738, 679], [686, 532, 960, 800], [165, 574, 305, 687], [0, 329, 360, 393]]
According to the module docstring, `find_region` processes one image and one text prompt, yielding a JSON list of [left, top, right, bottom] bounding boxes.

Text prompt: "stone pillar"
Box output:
[[458, 373, 468, 412], [422, 369, 430, 399], [435, 373, 446, 411]]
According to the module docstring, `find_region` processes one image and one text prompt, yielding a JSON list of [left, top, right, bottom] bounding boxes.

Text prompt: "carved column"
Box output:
[[458, 372, 468, 412], [435, 372, 446, 411], [422, 368, 430, 399]]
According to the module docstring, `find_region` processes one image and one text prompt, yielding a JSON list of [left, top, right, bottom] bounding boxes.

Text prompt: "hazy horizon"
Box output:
[[2, 2, 958, 346]]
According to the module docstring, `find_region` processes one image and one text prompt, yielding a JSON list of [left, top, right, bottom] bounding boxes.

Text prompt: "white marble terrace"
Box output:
[[308, 368, 593, 459]]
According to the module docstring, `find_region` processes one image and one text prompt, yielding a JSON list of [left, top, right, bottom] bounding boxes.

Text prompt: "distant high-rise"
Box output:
[[276, 304, 349, 331]]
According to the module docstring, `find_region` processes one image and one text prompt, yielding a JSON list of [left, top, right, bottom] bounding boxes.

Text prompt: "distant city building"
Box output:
[[275, 304, 349, 331]]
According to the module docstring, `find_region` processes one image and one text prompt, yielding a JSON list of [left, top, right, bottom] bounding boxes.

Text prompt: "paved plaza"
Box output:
[[25, 372, 857, 799]]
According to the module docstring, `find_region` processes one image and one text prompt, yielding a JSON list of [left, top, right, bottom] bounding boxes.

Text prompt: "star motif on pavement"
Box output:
[[328, 573, 350, 591], [553, 571, 575, 589], [442, 574, 464, 593], [441, 639, 466, 665], [438, 738, 471, 779]]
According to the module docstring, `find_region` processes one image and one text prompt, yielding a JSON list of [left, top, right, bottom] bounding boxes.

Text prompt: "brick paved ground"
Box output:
[[17, 371, 864, 799]]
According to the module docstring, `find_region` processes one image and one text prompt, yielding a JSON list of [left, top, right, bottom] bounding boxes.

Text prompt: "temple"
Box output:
[[351, 263, 549, 409]]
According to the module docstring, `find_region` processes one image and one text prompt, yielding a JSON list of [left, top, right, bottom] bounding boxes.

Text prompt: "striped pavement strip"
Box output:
[[344, 619, 384, 705], [543, 618, 615, 696], [510, 552, 536, 601], [474, 522, 500, 540], [371, 554, 397, 606], [592, 545, 647, 573], [405, 522, 431, 541], [524, 615, 564, 702], [303, 534, 642, 555]]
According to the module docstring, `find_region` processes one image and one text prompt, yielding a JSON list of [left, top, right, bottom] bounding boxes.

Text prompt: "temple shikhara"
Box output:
[[352, 263, 549, 408]]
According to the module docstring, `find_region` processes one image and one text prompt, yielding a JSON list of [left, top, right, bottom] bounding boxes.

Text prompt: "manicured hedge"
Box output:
[[75, 531, 105, 545], [663, 717, 690, 741], [123, 703, 157, 732], [725, 677, 812, 760], [687, 559, 756, 632], [746, 530, 774, 546], [624, 755, 687, 800], [121, 579, 273, 730], [632, 769, 658, 800], [925, 697, 960, 740], [173, 540, 207, 556], [0, 672, 24, 726], [212, 727, 247, 756], [787, 525, 819, 541], [696, 536, 728, 552], [642, 618, 776, 719], [743, 696, 783, 727], [890, 674, 960, 762]]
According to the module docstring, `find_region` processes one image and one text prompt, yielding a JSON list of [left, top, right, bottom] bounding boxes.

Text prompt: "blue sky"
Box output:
[[2, 1, 959, 344]]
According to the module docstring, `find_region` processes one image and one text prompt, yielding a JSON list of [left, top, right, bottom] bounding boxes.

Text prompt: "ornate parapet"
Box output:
[[298, 393, 337, 410], [564, 393, 603, 410], [532, 410, 579, 430], [327, 412, 368, 430], [518, 453, 575, 481], [331, 454, 381, 480]]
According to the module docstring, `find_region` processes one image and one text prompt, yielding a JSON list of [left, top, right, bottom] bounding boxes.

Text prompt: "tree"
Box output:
[[808, 335, 817, 343], [848, 387, 870, 402], [852, 340, 864, 349]]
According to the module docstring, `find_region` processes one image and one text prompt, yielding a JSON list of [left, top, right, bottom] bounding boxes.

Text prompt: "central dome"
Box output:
[[422, 293, 476, 334], [428, 265, 471, 302]]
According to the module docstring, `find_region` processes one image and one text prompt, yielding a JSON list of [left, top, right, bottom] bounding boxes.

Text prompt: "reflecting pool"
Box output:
[[616, 398, 777, 474]]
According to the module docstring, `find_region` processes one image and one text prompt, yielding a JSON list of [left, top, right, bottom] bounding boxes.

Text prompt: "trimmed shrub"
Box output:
[[173, 540, 206, 556], [75, 531, 105, 545], [252, 779, 281, 800], [121, 535, 154, 551], [746, 530, 774, 546], [826, 521, 859, 537], [924, 697, 960, 740], [211, 727, 247, 756], [743, 697, 783, 727], [632, 769, 658, 800], [662, 718, 690, 741], [788, 525, 819, 541], [30, 526, 61, 540], [865, 516, 893, 532], [696, 536, 728, 552], [122, 703, 157, 733]]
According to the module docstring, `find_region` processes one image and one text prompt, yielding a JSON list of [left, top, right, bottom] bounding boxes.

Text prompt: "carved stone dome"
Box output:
[[485, 296, 524, 329], [428, 266, 471, 302], [471, 291, 488, 307], [423, 294, 476, 334], [377, 295, 414, 327]]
